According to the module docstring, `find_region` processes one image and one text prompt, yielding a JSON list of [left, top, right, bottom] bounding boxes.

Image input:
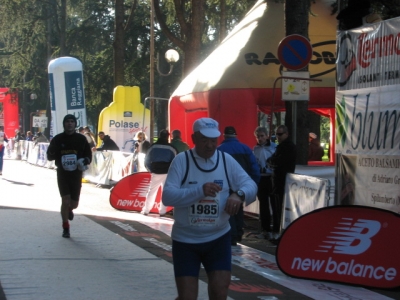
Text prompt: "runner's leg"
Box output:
[[175, 276, 198, 300], [208, 270, 231, 300]]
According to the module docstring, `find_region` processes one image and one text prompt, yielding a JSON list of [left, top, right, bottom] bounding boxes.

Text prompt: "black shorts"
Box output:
[[57, 170, 82, 201]]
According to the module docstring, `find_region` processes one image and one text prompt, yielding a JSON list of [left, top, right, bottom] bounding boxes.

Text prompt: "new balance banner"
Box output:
[[110, 172, 172, 213], [276, 206, 400, 289]]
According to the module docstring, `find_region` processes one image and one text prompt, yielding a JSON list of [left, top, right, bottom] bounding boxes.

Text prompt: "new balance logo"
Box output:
[[130, 177, 150, 197], [316, 218, 381, 255]]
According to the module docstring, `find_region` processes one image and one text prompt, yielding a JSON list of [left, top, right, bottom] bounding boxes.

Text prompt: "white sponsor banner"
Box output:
[[281, 173, 327, 231], [37, 143, 48, 167], [337, 17, 400, 90], [337, 154, 400, 213], [336, 85, 400, 156]]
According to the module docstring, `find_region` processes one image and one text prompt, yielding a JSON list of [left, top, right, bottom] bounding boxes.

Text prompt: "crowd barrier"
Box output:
[[16, 140, 136, 185]]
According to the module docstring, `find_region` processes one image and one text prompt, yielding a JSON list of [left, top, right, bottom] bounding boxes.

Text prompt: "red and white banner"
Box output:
[[281, 173, 327, 231], [337, 17, 400, 91], [0, 88, 19, 137], [277, 206, 400, 289], [110, 172, 173, 213]]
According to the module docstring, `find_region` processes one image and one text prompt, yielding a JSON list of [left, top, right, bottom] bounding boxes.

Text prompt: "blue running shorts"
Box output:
[[172, 231, 231, 277]]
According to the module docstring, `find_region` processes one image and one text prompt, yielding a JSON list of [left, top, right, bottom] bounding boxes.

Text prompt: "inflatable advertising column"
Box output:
[[48, 57, 87, 137], [97, 86, 150, 152], [0, 88, 19, 137]]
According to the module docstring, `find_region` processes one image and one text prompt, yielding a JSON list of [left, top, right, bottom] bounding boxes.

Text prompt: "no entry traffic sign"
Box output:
[[277, 34, 312, 70]]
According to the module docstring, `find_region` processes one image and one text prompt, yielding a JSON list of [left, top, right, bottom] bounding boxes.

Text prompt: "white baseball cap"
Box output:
[[193, 118, 221, 138]]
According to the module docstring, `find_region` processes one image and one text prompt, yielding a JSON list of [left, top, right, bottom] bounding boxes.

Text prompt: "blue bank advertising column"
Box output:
[[48, 57, 87, 137]]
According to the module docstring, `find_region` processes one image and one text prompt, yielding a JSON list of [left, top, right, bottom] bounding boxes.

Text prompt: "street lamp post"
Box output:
[[156, 49, 180, 76], [149, 50, 179, 142], [150, 2, 180, 142]]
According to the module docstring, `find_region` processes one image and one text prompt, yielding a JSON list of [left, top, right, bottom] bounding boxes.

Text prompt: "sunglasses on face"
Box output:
[[276, 132, 286, 136]]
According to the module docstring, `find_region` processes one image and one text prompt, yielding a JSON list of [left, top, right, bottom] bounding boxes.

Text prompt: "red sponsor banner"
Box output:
[[110, 172, 172, 213], [0, 88, 19, 137], [276, 206, 400, 289]]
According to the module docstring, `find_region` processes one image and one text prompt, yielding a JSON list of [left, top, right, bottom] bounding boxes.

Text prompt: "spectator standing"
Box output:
[[94, 132, 119, 151], [253, 126, 276, 239], [162, 118, 257, 300], [82, 126, 96, 148], [133, 131, 150, 172], [170, 129, 190, 153], [308, 132, 324, 161], [218, 126, 260, 245], [141, 130, 177, 215], [0, 126, 9, 175], [79, 126, 95, 148], [14, 129, 24, 160], [33, 132, 49, 146], [15, 130, 25, 141], [268, 125, 296, 240], [26, 131, 34, 141], [134, 131, 150, 154], [84, 126, 96, 147], [46, 114, 92, 238]]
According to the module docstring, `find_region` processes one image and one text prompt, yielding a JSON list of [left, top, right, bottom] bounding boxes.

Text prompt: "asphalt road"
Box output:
[[0, 159, 398, 300]]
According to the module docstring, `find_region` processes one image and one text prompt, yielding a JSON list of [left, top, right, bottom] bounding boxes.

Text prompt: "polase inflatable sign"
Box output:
[[276, 206, 400, 289], [110, 172, 172, 213]]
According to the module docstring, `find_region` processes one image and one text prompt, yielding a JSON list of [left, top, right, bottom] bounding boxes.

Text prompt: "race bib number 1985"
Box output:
[[189, 195, 219, 227]]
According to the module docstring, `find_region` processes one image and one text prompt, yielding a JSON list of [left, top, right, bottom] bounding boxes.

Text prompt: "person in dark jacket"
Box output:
[[0, 126, 9, 175], [46, 114, 92, 238], [94, 131, 119, 151], [268, 125, 296, 241], [170, 129, 190, 153], [253, 126, 277, 240], [308, 132, 324, 161], [218, 126, 260, 245], [141, 130, 177, 216]]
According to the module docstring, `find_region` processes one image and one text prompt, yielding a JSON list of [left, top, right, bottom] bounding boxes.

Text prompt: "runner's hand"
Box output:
[[202, 182, 222, 197]]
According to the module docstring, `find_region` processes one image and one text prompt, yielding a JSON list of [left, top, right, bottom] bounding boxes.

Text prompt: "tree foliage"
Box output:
[[0, 0, 258, 133], [153, 0, 257, 75], [2, 0, 398, 139]]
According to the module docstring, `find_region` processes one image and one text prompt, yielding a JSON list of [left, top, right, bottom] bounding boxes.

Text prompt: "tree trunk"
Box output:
[[182, 0, 205, 75], [219, 0, 227, 43], [59, 0, 67, 56], [114, 0, 125, 87], [153, 0, 206, 77], [284, 0, 310, 165]]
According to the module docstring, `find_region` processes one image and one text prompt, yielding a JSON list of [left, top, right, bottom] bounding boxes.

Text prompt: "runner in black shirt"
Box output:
[[47, 114, 92, 238]]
